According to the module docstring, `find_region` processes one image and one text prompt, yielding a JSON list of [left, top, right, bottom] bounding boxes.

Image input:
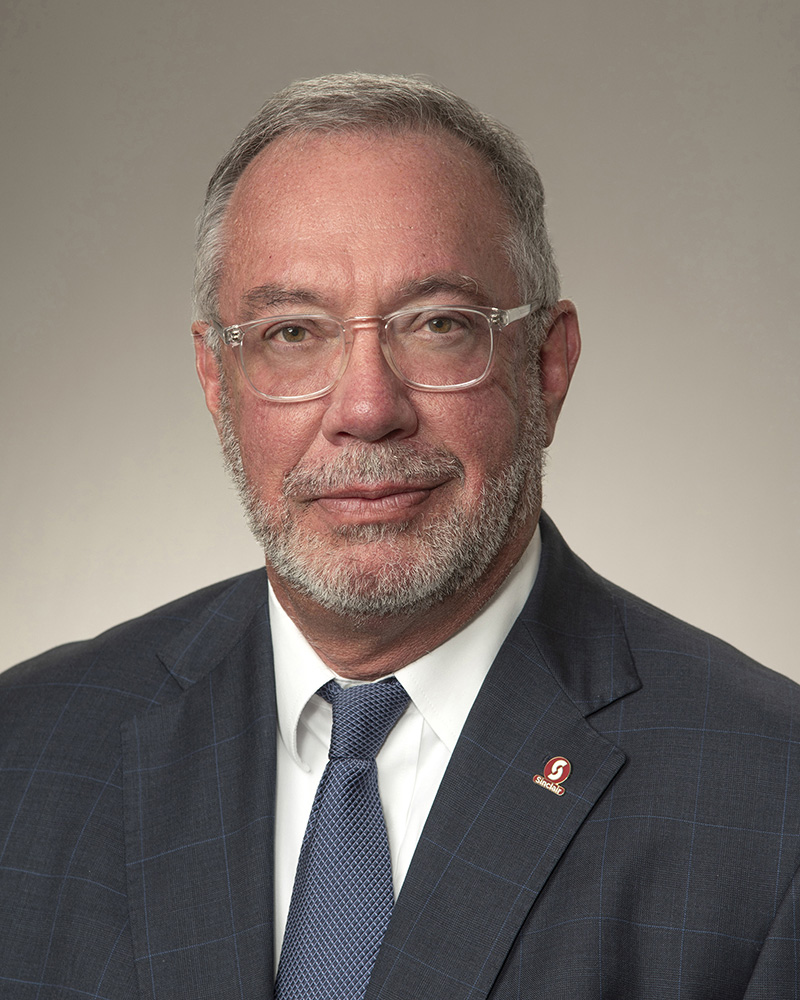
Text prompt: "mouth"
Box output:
[[282, 444, 465, 525], [309, 481, 448, 521]]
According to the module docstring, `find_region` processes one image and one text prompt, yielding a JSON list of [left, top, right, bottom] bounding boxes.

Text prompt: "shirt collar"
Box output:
[[271, 525, 541, 768]]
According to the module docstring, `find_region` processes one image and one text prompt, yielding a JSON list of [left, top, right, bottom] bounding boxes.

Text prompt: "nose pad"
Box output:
[[375, 325, 409, 386]]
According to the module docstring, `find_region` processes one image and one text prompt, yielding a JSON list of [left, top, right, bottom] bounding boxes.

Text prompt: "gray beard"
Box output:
[[216, 375, 545, 618]]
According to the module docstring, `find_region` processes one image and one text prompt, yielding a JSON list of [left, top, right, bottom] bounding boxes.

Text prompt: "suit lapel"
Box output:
[[368, 515, 640, 1000], [121, 571, 278, 1000]]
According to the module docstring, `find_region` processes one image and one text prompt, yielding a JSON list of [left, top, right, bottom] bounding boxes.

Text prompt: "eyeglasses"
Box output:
[[216, 303, 533, 402]]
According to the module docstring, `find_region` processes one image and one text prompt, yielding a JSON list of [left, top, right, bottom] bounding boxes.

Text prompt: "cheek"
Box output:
[[232, 395, 323, 495], [418, 383, 522, 489]]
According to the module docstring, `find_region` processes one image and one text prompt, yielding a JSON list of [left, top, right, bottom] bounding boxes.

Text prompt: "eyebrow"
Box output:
[[395, 273, 490, 303], [238, 272, 492, 319], [241, 283, 324, 316]]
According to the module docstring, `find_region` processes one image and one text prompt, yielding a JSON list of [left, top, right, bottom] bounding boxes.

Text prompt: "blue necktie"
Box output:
[[275, 677, 410, 1000]]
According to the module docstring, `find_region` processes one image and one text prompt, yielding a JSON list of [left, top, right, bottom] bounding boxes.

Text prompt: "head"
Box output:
[[193, 72, 560, 338], [192, 74, 579, 622]]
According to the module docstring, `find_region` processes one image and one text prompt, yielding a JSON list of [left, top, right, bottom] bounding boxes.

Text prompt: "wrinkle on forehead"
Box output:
[[225, 128, 514, 245], [217, 129, 520, 323]]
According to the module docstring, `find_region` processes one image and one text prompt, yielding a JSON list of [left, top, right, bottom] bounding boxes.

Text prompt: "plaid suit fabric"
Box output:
[[367, 524, 800, 999], [2, 515, 799, 999], [0, 571, 274, 999]]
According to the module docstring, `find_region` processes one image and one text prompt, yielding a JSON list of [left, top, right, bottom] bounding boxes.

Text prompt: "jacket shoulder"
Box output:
[[534, 513, 799, 723], [0, 569, 267, 732], [607, 575, 799, 708]]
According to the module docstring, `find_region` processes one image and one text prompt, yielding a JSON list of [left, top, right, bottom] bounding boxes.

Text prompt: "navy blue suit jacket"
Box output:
[[2, 514, 799, 998]]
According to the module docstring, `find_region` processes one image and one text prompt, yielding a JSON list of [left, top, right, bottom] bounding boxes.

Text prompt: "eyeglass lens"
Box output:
[[238, 308, 494, 398]]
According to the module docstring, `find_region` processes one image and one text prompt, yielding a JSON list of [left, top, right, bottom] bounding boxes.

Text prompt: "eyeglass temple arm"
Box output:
[[495, 303, 534, 327]]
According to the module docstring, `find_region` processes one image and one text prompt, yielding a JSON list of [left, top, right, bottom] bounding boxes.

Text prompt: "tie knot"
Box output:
[[321, 678, 409, 760]]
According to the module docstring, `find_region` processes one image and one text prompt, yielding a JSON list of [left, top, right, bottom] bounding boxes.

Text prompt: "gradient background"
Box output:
[[2, 0, 798, 680]]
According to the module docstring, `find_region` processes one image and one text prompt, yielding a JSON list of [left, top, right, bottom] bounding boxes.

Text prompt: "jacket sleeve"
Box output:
[[742, 863, 800, 999]]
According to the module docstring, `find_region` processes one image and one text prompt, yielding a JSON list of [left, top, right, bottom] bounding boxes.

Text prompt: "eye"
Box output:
[[272, 324, 308, 343], [255, 316, 340, 346], [410, 310, 476, 338], [424, 315, 454, 334]]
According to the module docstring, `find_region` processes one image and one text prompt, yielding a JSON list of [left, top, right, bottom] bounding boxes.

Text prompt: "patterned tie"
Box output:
[[275, 677, 410, 1000]]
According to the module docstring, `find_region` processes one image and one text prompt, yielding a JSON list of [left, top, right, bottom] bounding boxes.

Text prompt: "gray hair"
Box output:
[[193, 72, 560, 345]]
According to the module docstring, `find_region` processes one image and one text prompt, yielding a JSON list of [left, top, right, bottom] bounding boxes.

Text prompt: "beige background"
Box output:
[[1, 0, 797, 680]]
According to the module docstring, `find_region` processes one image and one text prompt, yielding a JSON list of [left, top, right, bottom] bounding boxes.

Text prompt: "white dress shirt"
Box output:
[[271, 527, 541, 967]]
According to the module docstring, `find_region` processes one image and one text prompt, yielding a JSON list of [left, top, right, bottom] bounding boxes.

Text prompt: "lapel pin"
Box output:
[[533, 757, 571, 796]]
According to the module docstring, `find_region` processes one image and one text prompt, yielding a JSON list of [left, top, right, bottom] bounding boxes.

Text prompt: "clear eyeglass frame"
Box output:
[[215, 303, 534, 403]]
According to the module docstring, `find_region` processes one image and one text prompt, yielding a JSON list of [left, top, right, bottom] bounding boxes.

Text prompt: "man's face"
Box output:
[[196, 129, 566, 618]]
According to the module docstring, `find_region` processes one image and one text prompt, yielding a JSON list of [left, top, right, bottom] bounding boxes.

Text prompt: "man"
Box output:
[[0, 73, 797, 999]]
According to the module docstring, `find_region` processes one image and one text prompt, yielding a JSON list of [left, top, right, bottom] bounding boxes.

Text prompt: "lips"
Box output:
[[310, 482, 442, 520], [311, 481, 442, 501], [282, 444, 465, 509]]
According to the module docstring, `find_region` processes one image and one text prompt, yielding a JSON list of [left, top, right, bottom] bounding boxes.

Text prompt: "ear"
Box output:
[[538, 300, 581, 446], [192, 322, 224, 430]]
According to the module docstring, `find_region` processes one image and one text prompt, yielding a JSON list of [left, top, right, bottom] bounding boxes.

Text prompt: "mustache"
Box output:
[[283, 443, 465, 498]]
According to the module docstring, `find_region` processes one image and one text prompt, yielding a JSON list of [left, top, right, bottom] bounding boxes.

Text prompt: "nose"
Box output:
[[320, 323, 418, 445]]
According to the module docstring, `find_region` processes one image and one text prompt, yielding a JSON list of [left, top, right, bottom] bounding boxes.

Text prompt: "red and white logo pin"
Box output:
[[533, 757, 572, 796], [544, 757, 571, 784]]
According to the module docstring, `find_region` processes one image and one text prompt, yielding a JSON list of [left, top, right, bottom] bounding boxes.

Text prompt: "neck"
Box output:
[[266, 517, 537, 680]]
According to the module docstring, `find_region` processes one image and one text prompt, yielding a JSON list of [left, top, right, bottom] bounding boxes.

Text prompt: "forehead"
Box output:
[[218, 129, 519, 316]]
